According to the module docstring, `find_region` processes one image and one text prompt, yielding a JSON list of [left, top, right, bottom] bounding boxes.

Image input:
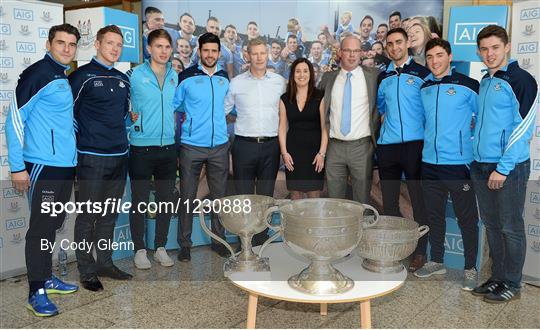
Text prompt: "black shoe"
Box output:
[[80, 275, 104, 292], [211, 244, 230, 258], [471, 279, 502, 297], [96, 265, 133, 280], [484, 282, 521, 303], [177, 247, 191, 262]]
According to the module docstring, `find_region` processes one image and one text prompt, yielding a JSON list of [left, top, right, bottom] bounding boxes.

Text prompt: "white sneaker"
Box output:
[[134, 249, 151, 269], [154, 247, 174, 267]]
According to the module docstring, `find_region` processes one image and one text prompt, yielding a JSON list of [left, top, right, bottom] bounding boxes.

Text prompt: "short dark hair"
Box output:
[[207, 16, 219, 24], [378, 23, 389, 29], [386, 27, 408, 41], [310, 40, 322, 48], [144, 6, 162, 17], [361, 15, 374, 25], [179, 13, 194, 23], [372, 41, 383, 49], [287, 34, 297, 42], [247, 21, 258, 28], [425, 38, 451, 55], [48, 23, 80, 43], [198, 32, 221, 51], [389, 11, 401, 20], [224, 24, 236, 31], [147, 29, 172, 46], [477, 24, 509, 47], [271, 39, 283, 47], [96, 25, 123, 42]]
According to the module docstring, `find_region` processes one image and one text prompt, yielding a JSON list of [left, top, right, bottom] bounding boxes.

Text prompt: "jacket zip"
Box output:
[[500, 129, 506, 156], [477, 78, 492, 161], [148, 63, 172, 146], [51, 129, 56, 155], [189, 118, 192, 137], [435, 84, 440, 163], [140, 112, 144, 132], [209, 76, 215, 147], [459, 130, 463, 156], [396, 71, 404, 143]]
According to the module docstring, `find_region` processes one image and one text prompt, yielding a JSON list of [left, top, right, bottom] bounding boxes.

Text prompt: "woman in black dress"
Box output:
[[278, 58, 328, 199]]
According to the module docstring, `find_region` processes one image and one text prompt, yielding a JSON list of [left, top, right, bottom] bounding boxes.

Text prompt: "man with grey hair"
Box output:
[[319, 35, 380, 203]]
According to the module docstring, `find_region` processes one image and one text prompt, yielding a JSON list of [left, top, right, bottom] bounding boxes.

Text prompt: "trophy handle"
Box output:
[[361, 204, 380, 228], [198, 214, 235, 258], [258, 205, 282, 258], [417, 225, 430, 238]]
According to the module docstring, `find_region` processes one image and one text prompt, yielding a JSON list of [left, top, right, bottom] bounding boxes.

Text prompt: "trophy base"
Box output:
[[362, 259, 404, 273], [288, 264, 354, 295], [224, 256, 271, 276]]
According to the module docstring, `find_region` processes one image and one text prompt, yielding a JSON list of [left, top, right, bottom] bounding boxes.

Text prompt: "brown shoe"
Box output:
[[408, 254, 426, 272]]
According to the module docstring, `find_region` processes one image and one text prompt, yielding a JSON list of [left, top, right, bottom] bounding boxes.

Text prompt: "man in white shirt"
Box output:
[[224, 37, 286, 245], [319, 35, 380, 203]]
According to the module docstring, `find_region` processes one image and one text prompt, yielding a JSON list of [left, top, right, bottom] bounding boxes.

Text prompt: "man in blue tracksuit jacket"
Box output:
[[5, 24, 80, 317], [415, 39, 479, 291], [470, 25, 538, 303], [128, 29, 178, 270], [173, 33, 230, 261], [69, 25, 133, 292], [376, 28, 431, 272]]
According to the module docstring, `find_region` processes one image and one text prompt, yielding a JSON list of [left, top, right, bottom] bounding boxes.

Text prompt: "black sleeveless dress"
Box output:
[[281, 90, 324, 192]]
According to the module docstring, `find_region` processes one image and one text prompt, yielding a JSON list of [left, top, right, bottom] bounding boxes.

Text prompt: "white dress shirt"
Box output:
[[329, 66, 371, 140], [224, 71, 286, 137]]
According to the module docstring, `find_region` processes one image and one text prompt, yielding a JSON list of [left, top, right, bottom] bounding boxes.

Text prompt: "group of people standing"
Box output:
[[4, 7, 537, 319]]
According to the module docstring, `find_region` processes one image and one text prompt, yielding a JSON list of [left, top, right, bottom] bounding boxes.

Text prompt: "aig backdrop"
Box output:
[[511, 0, 540, 285], [0, 0, 71, 280]]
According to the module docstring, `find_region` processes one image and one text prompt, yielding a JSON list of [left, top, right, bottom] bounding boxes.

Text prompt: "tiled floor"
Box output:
[[1, 246, 538, 329]]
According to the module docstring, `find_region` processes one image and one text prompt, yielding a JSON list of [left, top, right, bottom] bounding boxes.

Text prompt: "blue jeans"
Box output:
[[470, 160, 530, 289]]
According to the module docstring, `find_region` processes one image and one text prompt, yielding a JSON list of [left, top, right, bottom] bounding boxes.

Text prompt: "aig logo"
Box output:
[[0, 57, 14, 68], [454, 22, 495, 45], [38, 27, 48, 38], [517, 42, 538, 54], [0, 89, 14, 101], [0, 23, 10, 35], [536, 126, 540, 137], [529, 224, 540, 237], [3, 187, 23, 199], [5, 217, 26, 231], [117, 25, 135, 48], [0, 121, 5, 134], [0, 155, 8, 167], [520, 7, 539, 20], [531, 192, 540, 204], [16, 41, 36, 53], [13, 8, 33, 21], [534, 159, 540, 171]]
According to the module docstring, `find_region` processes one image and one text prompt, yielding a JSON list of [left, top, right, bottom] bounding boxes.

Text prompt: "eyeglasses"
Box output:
[[341, 49, 362, 55]]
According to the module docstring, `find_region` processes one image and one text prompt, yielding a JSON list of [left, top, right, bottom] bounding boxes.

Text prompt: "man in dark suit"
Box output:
[[319, 35, 380, 204]]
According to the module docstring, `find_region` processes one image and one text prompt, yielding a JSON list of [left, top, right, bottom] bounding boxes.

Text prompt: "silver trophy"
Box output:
[[199, 194, 277, 275], [356, 216, 429, 273], [259, 198, 379, 295]]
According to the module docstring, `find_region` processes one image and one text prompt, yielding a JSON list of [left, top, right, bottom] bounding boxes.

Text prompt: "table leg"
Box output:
[[359, 300, 371, 329], [320, 303, 328, 316], [247, 293, 258, 329]]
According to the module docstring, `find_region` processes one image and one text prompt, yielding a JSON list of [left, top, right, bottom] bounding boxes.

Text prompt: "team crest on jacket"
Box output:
[[406, 77, 415, 85], [170, 78, 175, 85], [494, 83, 502, 91], [446, 87, 456, 96], [119, 81, 125, 88], [218, 78, 225, 85]]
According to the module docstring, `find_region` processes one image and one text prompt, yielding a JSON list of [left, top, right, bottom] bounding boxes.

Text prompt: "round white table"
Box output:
[[229, 243, 407, 329]]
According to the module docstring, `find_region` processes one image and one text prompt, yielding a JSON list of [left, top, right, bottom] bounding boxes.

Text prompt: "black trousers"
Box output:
[[129, 145, 177, 251], [25, 162, 74, 287], [74, 153, 127, 278], [178, 143, 227, 248], [376, 140, 428, 256], [231, 137, 280, 245], [422, 163, 479, 269]]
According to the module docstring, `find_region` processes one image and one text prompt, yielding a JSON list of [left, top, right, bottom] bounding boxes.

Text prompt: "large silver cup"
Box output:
[[199, 194, 276, 275], [259, 198, 379, 295]]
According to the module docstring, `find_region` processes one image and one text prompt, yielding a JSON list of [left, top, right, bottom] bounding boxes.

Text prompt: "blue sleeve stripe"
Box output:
[[505, 93, 538, 151]]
